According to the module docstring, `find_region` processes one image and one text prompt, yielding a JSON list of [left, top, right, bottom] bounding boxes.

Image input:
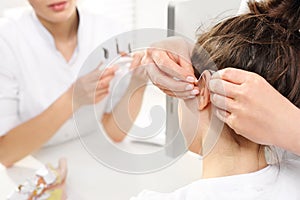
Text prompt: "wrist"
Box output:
[[131, 71, 149, 84], [287, 107, 300, 153], [273, 104, 300, 155], [130, 76, 148, 91], [64, 86, 80, 112]]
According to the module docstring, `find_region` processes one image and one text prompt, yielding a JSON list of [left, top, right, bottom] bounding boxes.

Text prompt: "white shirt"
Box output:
[[131, 158, 300, 200], [0, 8, 126, 146]]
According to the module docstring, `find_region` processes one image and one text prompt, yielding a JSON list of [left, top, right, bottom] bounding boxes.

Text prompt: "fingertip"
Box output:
[[210, 93, 215, 103], [186, 95, 196, 99], [212, 68, 249, 84], [211, 71, 221, 79], [186, 76, 196, 83], [212, 68, 235, 80], [214, 109, 225, 122], [208, 79, 216, 91], [185, 84, 194, 91]]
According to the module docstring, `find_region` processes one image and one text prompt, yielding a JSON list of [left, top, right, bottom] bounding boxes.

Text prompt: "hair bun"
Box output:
[[248, 0, 300, 32]]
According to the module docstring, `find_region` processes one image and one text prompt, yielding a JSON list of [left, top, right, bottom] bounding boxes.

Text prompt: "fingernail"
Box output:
[[211, 94, 216, 102], [210, 94, 214, 101], [187, 95, 196, 99], [185, 84, 194, 91], [191, 89, 199, 95], [186, 76, 195, 83], [211, 72, 219, 78], [208, 80, 215, 91]]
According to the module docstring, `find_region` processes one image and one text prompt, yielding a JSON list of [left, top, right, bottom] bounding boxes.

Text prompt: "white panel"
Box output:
[[171, 0, 242, 40]]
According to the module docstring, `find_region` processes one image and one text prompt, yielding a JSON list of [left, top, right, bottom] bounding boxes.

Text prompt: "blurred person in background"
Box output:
[[0, 0, 146, 167]]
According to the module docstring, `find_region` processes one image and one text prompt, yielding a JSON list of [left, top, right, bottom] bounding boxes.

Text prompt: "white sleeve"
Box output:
[[104, 58, 132, 113], [0, 37, 21, 137]]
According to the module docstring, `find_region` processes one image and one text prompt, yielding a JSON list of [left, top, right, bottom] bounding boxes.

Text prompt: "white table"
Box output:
[[1, 133, 202, 199]]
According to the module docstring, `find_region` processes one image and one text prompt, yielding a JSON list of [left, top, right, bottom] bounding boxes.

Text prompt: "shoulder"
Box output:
[[0, 10, 33, 74], [0, 17, 16, 39], [279, 158, 300, 179], [0, 8, 33, 42], [271, 159, 300, 199]]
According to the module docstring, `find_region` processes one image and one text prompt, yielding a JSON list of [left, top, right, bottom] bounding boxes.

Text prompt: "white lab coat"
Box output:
[[0, 7, 126, 146]]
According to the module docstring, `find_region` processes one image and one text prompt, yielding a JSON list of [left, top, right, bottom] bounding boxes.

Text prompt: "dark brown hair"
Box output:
[[191, 0, 300, 108]]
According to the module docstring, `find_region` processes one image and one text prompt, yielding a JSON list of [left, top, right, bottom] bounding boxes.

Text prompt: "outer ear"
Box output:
[[197, 70, 211, 111]]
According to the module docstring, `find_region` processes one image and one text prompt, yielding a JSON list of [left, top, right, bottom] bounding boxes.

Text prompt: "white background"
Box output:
[[0, 0, 242, 30], [0, 0, 172, 30]]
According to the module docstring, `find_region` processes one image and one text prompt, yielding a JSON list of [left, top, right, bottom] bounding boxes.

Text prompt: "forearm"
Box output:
[[275, 106, 300, 156], [102, 77, 147, 142], [0, 90, 74, 167]]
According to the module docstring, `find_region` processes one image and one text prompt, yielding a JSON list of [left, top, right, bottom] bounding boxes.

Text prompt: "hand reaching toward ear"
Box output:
[[209, 68, 300, 155], [71, 66, 118, 110], [142, 37, 199, 99]]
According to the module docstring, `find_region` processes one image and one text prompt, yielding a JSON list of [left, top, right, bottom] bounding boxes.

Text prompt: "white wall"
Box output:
[[135, 0, 172, 29], [134, 0, 242, 30]]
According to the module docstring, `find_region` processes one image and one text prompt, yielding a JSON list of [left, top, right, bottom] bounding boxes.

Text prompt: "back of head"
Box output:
[[192, 0, 300, 108], [249, 0, 300, 33]]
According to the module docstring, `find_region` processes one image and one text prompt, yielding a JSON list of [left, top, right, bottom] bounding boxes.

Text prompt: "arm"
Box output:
[[0, 90, 73, 167], [102, 53, 147, 142], [209, 68, 300, 155], [0, 68, 116, 167]]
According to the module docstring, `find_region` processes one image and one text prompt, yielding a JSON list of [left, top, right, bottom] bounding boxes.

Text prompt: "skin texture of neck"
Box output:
[[37, 10, 79, 61], [181, 97, 268, 179], [201, 125, 268, 178]]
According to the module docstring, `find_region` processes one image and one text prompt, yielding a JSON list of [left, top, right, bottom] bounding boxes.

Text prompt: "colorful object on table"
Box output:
[[7, 162, 65, 200]]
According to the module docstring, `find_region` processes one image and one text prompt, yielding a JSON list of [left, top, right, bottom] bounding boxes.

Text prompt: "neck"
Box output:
[[201, 126, 267, 178], [37, 10, 79, 42]]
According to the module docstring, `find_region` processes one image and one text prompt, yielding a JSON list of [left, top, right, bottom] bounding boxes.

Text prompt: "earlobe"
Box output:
[[198, 71, 211, 111]]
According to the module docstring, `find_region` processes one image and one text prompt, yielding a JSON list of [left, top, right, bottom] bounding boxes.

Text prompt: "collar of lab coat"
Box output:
[[31, 7, 84, 62]]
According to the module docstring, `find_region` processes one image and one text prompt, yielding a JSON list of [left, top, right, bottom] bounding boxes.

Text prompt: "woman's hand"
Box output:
[[71, 66, 118, 110], [130, 52, 148, 84], [142, 37, 199, 99], [209, 68, 300, 154]]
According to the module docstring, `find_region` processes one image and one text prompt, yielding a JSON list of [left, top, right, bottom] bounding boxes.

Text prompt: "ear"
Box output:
[[197, 70, 211, 111]]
